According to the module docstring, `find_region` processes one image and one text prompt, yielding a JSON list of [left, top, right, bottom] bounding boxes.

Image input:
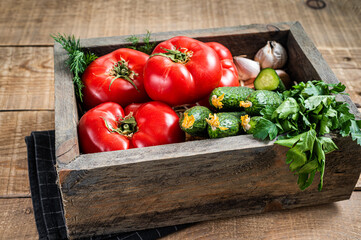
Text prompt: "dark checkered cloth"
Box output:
[[26, 130, 191, 240]]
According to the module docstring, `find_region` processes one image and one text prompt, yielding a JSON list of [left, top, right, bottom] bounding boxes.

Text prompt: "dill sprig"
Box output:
[[51, 34, 97, 101], [126, 31, 156, 55]]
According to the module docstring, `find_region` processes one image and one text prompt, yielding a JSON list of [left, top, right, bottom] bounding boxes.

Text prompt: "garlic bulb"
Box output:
[[254, 41, 287, 69], [233, 56, 260, 81], [275, 69, 292, 89]]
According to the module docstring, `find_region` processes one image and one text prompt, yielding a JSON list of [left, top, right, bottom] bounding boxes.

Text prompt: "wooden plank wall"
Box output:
[[0, 0, 360, 239]]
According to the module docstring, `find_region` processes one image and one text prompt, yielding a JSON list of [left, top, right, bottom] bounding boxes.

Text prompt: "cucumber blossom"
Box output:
[[240, 90, 283, 116], [254, 68, 286, 91], [209, 87, 254, 111], [179, 106, 212, 137], [240, 115, 261, 134], [206, 112, 239, 138]]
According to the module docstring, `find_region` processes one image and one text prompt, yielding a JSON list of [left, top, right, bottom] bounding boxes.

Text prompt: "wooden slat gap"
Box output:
[[0, 109, 54, 112], [0, 44, 53, 47], [0, 195, 31, 199]]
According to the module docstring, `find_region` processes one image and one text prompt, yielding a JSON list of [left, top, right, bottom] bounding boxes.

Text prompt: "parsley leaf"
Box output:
[[304, 95, 335, 111], [252, 117, 278, 140], [272, 97, 299, 119], [260, 106, 278, 120]]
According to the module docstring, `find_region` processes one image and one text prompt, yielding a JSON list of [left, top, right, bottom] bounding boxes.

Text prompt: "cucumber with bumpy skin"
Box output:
[[254, 68, 285, 91], [179, 106, 212, 137], [209, 87, 254, 111], [242, 90, 283, 116], [227, 111, 248, 134], [206, 113, 239, 138], [227, 111, 247, 120]]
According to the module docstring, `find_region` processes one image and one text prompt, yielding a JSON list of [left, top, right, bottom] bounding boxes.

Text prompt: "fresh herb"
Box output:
[[251, 80, 361, 191], [51, 34, 97, 101], [126, 31, 156, 55], [252, 117, 278, 140]]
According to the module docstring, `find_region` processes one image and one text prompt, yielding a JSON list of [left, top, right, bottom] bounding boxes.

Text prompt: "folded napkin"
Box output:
[[26, 130, 190, 240]]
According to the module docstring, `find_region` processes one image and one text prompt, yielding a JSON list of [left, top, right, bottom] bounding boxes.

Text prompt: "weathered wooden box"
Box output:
[[54, 22, 361, 239]]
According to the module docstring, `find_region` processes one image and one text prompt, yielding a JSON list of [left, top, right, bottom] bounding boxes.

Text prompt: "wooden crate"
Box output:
[[54, 22, 361, 239]]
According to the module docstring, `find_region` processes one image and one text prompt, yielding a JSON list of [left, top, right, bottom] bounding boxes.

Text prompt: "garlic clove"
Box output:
[[233, 56, 260, 81], [275, 69, 292, 89], [254, 41, 288, 69]]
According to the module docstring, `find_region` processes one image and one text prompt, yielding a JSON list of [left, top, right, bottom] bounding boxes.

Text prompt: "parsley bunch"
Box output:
[[251, 80, 361, 191], [51, 34, 98, 101]]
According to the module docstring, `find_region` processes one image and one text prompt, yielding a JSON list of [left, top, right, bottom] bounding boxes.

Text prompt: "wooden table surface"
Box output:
[[0, 0, 360, 239]]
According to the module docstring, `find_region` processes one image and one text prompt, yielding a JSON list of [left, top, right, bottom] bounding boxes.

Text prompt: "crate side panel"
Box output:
[[60, 136, 361, 238], [62, 135, 274, 170], [54, 43, 80, 165]]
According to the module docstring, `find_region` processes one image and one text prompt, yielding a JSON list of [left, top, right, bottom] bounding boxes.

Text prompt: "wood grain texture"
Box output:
[[0, 198, 38, 240], [0, 0, 360, 49], [0, 111, 54, 197], [0, 47, 54, 110], [320, 47, 361, 109], [59, 134, 361, 238], [319, 47, 361, 69], [54, 43, 80, 165], [163, 191, 361, 240], [1, 193, 361, 240], [332, 68, 361, 108]]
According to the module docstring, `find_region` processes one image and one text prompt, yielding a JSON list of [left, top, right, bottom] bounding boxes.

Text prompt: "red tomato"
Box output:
[[205, 42, 233, 60], [196, 42, 239, 108], [82, 48, 150, 109], [205, 42, 239, 87], [125, 101, 185, 148], [78, 102, 184, 154], [124, 102, 143, 114], [78, 102, 129, 153], [143, 36, 222, 106]]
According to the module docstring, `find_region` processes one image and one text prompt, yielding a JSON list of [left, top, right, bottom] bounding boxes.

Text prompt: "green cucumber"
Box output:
[[243, 90, 283, 116], [209, 87, 255, 111], [227, 111, 247, 120], [207, 113, 239, 138], [254, 68, 285, 91], [179, 106, 212, 137], [228, 111, 248, 134]]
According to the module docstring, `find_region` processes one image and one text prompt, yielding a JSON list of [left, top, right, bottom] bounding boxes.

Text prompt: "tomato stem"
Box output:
[[150, 47, 193, 64], [108, 58, 139, 92], [101, 113, 138, 137]]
